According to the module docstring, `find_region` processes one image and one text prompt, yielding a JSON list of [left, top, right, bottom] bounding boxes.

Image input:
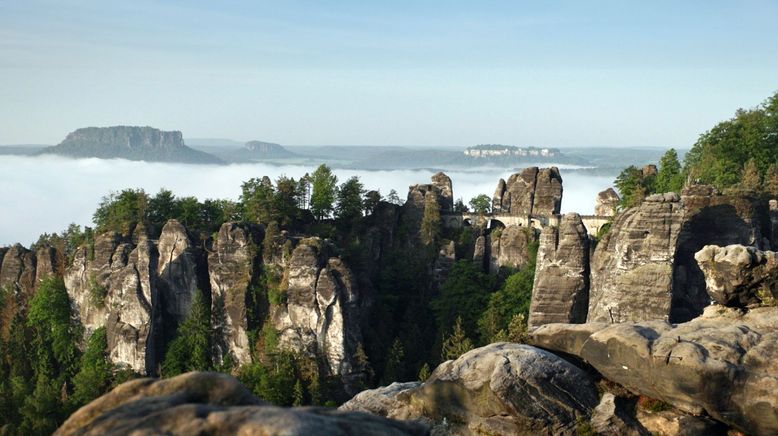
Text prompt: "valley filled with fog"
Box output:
[[0, 155, 613, 245]]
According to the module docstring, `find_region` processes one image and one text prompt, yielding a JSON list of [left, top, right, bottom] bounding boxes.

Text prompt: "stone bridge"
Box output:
[[443, 212, 611, 236]]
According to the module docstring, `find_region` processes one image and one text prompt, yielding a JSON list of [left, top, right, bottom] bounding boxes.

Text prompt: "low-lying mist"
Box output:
[[0, 155, 614, 245]]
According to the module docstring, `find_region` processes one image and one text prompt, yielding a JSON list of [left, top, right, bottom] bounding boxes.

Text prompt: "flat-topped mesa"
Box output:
[[491, 166, 562, 216], [41, 126, 222, 164], [529, 213, 590, 329], [594, 188, 620, 217]]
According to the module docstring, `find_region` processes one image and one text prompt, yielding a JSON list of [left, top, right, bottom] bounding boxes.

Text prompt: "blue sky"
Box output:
[[1, 0, 777, 147]]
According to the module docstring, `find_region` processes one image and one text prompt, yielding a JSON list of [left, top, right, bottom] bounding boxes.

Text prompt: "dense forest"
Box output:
[[614, 91, 778, 207], [0, 163, 534, 435]]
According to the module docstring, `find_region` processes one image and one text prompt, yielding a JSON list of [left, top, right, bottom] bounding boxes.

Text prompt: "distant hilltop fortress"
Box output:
[[464, 144, 560, 158]]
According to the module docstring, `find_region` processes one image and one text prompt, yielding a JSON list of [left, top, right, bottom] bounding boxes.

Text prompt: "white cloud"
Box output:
[[0, 155, 613, 245]]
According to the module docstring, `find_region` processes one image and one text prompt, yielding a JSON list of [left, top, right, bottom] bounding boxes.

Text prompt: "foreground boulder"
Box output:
[[341, 343, 598, 435], [695, 244, 778, 306], [56, 372, 427, 436], [531, 306, 778, 435]]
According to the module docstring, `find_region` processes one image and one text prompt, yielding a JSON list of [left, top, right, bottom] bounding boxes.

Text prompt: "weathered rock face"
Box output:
[[432, 240, 455, 290], [56, 372, 426, 436], [594, 188, 620, 217], [209, 222, 263, 366], [590, 393, 649, 436], [105, 234, 159, 374], [64, 226, 191, 374], [157, 220, 201, 324], [531, 306, 778, 435], [487, 225, 534, 274], [273, 238, 364, 392], [342, 343, 599, 435], [430, 171, 453, 212], [588, 193, 684, 323], [533, 167, 564, 216], [0, 243, 37, 297], [695, 244, 778, 307], [529, 213, 589, 328], [492, 167, 562, 216], [671, 186, 768, 321]]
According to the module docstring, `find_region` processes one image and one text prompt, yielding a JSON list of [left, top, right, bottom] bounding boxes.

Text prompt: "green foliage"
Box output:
[[655, 148, 684, 193], [336, 176, 365, 225], [88, 276, 108, 308], [468, 194, 492, 215], [420, 193, 441, 246], [161, 290, 212, 377], [386, 189, 403, 205], [614, 166, 649, 209], [477, 266, 534, 343], [381, 338, 406, 384], [453, 198, 468, 213], [240, 176, 276, 224], [417, 363, 431, 382], [310, 164, 338, 220], [441, 317, 474, 361], [273, 176, 303, 227], [432, 261, 497, 338], [93, 188, 148, 235], [740, 158, 761, 192], [70, 327, 112, 409], [684, 91, 778, 190]]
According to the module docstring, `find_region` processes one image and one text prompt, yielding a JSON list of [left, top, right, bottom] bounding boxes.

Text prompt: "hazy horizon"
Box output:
[[0, 155, 613, 246], [2, 1, 777, 147]]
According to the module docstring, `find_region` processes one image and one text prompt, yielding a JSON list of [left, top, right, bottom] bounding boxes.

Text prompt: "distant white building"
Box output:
[[464, 145, 558, 158]]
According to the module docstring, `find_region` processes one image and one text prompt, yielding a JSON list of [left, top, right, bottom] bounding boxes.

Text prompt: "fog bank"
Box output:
[[0, 156, 613, 245]]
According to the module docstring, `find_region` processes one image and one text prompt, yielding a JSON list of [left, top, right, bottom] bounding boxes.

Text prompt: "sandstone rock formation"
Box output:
[[272, 238, 364, 392], [56, 372, 426, 436], [695, 244, 778, 307], [589, 186, 771, 323], [41, 126, 223, 164], [487, 225, 535, 273], [529, 213, 589, 328], [588, 193, 684, 323], [209, 222, 263, 366], [430, 171, 453, 212], [341, 343, 599, 435], [0, 243, 37, 297], [594, 188, 619, 217], [492, 167, 562, 216], [157, 220, 201, 324], [531, 306, 778, 435], [590, 393, 649, 436]]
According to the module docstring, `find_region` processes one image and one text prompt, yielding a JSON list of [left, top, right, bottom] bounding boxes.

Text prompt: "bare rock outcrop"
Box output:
[[529, 213, 589, 328], [272, 238, 364, 392], [341, 343, 599, 435], [56, 372, 426, 436], [695, 244, 778, 307], [209, 222, 263, 366], [157, 220, 201, 324], [590, 393, 649, 436], [430, 171, 453, 212], [594, 188, 619, 217], [531, 306, 778, 435], [0, 243, 37, 297], [487, 225, 535, 273], [588, 193, 684, 323], [492, 167, 562, 216]]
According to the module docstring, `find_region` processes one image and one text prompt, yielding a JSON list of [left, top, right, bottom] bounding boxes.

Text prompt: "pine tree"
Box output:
[[765, 164, 778, 196], [417, 363, 431, 382], [741, 158, 762, 192], [69, 327, 112, 409], [420, 192, 441, 245], [335, 176, 365, 225], [441, 317, 474, 361], [506, 313, 529, 344], [292, 379, 304, 407], [310, 164, 338, 220], [381, 338, 405, 384], [656, 148, 684, 193], [161, 290, 211, 377]]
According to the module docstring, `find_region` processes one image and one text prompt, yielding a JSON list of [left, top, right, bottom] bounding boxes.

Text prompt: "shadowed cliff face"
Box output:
[[587, 187, 773, 324]]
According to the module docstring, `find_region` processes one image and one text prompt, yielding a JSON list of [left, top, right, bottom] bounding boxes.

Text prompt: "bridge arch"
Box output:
[[487, 218, 506, 231]]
